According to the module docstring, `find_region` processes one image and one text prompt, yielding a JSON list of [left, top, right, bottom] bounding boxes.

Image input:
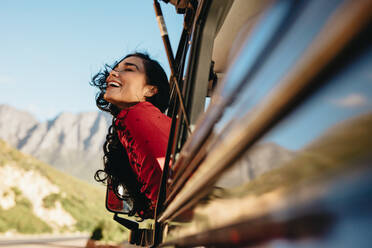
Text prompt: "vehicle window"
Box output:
[[213, 0, 345, 137], [160, 0, 371, 246], [164, 0, 371, 239], [178, 45, 372, 238], [217, 48, 372, 188]]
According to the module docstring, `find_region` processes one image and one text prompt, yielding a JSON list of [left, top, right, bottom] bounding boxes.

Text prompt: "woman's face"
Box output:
[[104, 56, 155, 109]]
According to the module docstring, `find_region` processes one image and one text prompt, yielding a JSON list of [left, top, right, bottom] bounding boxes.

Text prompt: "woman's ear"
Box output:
[[144, 86, 158, 97]]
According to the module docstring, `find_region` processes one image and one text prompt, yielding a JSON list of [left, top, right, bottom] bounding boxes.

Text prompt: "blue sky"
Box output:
[[0, 0, 183, 121], [1, 0, 371, 152]]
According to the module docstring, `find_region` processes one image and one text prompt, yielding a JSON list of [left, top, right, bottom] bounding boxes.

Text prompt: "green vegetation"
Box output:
[[0, 139, 127, 242], [0, 203, 53, 234], [10, 187, 22, 197], [0, 187, 51, 233], [42, 193, 61, 209], [90, 225, 103, 240], [90, 220, 128, 243]]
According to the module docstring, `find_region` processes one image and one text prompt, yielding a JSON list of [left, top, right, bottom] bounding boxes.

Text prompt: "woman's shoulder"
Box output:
[[135, 101, 163, 113], [116, 101, 170, 126]]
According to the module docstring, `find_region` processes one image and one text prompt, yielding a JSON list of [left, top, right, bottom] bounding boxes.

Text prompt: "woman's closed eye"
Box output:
[[111, 67, 134, 73]]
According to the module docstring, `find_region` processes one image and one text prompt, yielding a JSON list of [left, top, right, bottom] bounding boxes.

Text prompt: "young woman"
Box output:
[[91, 52, 171, 218]]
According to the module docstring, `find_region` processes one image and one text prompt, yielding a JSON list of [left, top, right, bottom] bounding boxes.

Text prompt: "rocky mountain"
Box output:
[[0, 105, 39, 148], [0, 104, 111, 182]]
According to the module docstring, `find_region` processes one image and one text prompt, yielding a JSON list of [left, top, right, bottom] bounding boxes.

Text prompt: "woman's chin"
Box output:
[[104, 94, 138, 109], [103, 92, 109, 101], [104, 93, 115, 103]]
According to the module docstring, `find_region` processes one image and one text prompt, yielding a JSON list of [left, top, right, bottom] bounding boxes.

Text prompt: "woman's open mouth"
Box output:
[[107, 82, 121, 88]]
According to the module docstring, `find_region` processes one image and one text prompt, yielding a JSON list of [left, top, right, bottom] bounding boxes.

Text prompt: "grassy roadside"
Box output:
[[0, 139, 127, 243]]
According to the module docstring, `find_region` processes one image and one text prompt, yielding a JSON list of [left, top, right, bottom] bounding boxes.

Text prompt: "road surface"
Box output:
[[0, 235, 89, 248]]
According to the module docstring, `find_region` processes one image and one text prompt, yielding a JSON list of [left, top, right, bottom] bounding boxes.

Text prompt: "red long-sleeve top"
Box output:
[[115, 101, 171, 205]]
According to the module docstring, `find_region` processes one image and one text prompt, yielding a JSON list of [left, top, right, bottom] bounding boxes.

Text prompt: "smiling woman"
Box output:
[[105, 56, 156, 109], [90, 52, 171, 218]]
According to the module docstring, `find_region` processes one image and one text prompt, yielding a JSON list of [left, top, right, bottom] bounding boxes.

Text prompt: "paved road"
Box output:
[[0, 235, 89, 248]]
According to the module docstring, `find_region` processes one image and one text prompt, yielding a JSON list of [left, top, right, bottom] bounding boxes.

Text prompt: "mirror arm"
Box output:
[[113, 213, 139, 231]]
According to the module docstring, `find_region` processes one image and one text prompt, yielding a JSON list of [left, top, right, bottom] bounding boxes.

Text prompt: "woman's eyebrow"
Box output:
[[124, 62, 139, 70]]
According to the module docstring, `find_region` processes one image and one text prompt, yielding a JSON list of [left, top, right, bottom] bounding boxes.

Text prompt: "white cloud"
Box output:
[[330, 93, 368, 108]]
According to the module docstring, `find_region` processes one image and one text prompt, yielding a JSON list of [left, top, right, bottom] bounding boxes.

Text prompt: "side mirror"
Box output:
[[106, 185, 155, 246], [105, 185, 131, 214]]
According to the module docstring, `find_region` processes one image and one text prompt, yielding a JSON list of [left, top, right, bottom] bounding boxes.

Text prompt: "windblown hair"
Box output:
[[90, 52, 170, 218]]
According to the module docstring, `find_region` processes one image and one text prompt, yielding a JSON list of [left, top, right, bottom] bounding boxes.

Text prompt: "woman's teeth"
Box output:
[[108, 82, 120, 87]]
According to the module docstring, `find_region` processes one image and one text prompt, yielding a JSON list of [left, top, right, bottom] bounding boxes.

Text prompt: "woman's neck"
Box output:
[[117, 101, 145, 110]]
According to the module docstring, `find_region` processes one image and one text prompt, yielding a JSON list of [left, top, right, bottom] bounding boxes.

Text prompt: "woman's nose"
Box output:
[[109, 69, 119, 77]]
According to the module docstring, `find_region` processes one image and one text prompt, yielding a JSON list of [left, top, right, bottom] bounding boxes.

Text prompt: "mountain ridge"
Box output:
[[0, 104, 111, 182]]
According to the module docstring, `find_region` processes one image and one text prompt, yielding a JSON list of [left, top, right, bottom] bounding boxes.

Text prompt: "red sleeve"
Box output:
[[115, 102, 171, 203]]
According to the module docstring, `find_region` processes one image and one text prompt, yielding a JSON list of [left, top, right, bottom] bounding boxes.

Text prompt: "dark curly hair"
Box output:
[[91, 52, 170, 218]]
